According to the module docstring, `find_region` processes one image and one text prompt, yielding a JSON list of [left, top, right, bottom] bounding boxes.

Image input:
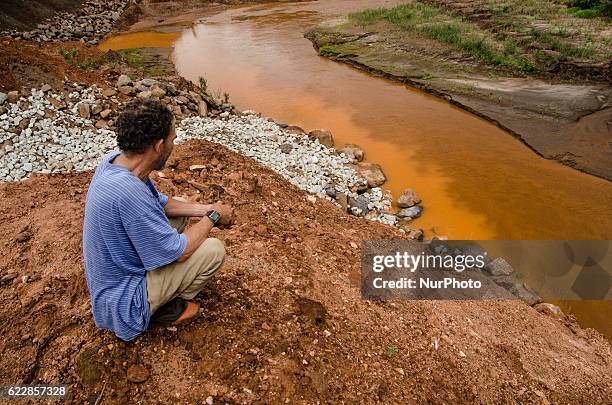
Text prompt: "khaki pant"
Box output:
[[146, 216, 226, 315]]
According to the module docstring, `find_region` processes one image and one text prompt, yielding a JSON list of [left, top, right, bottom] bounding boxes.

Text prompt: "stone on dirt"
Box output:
[[150, 85, 166, 99], [198, 101, 208, 117], [100, 109, 113, 119], [348, 195, 370, 217], [117, 74, 132, 87], [534, 303, 564, 318], [127, 364, 150, 383], [102, 88, 117, 98], [76, 102, 91, 119], [510, 283, 542, 306], [16, 229, 32, 243], [118, 86, 135, 96], [279, 143, 293, 154], [7, 91, 19, 103], [285, 125, 306, 136]]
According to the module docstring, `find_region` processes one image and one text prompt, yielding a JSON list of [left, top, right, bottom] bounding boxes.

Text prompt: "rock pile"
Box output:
[[3, 0, 131, 44], [178, 115, 395, 225], [0, 86, 115, 181], [0, 84, 395, 225]]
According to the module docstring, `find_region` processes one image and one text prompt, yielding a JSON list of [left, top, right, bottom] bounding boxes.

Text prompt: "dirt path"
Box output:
[[1, 141, 611, 403]]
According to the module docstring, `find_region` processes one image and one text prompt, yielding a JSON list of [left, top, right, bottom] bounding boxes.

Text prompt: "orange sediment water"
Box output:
[[99, 31, 181, 51], [100, 0, 611, 338]]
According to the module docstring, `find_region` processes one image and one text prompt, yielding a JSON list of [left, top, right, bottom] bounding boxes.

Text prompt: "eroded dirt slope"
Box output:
[[0, 141, 610, 404], [0, 0, 83, 30]]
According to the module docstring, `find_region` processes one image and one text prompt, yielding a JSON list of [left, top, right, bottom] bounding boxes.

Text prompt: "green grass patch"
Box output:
[[118, 48, 145, 68], [530, 29, 595, 59], [349, 3, 534, 73], [385, 344, 399, 358], [420, 71, 435, 80], [349, 4, 415, 27], [318, 44, 356, 58]]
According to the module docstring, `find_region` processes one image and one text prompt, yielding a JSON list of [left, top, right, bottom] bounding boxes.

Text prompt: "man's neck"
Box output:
[[113, 152, 153, 183]]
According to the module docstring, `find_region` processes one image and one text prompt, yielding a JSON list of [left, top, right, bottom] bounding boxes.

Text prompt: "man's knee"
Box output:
[[197, 237, 226, 275]]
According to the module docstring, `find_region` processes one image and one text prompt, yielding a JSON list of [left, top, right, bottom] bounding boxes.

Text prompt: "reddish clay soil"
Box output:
[[0, 141, 610, 404], [0, 38, 106, 92]]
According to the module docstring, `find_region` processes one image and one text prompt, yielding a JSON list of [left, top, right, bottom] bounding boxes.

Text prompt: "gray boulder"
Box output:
[[485, 257, 514, 277], [348, 195, 370, 217], [510, 283, 542, 306], [117, 74, 132, 87], [397, 205, 423, 220]]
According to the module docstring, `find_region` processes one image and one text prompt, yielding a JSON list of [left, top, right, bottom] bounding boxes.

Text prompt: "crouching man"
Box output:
[[82, 98, 233, 341]]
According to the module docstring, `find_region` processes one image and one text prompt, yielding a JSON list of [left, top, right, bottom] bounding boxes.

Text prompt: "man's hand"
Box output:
[[210, 202, 234, 226]]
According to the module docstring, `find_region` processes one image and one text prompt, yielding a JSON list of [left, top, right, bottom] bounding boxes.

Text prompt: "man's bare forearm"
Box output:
[[176, 216, 214, 262], [164, 197, 212, 217]]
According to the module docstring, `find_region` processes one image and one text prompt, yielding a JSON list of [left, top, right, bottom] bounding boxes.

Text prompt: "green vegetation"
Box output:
[[118, 48, 144, 68], [198, 76, 207, 92], [566, 0, 612, 17], [318, 44, 357, 58], [530, 29, 595, 58], [385, 344, 399, 358], [349, 3, 534, 73], [420, 71, 435, 80], [116, 49, 170, 77], [348, 4, 415, 27], [345, 0, 610, 74], [59, 48, 105, 70], [59, 48, 79, 64]]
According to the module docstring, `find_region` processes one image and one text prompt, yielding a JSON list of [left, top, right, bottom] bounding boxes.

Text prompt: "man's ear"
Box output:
[[153, 138, 165, 153]]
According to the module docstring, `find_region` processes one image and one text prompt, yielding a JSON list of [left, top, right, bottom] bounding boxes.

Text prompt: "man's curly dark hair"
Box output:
[[115, 98, 174, 154]]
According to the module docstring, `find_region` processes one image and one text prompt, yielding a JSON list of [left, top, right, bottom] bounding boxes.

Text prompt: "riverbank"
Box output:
[[305, 1, 612, 180], [0, 1, 611, 403]]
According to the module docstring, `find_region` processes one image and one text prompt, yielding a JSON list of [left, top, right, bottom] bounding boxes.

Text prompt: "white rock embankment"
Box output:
[[0, 85, 394, 224]]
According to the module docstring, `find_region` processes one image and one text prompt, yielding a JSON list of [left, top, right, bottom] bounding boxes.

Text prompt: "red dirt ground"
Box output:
[[0, 38, 106, 92], [0, 141, 610, 404]]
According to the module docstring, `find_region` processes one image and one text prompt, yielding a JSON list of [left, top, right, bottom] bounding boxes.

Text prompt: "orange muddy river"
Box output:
[[101, 1, 611, 336]]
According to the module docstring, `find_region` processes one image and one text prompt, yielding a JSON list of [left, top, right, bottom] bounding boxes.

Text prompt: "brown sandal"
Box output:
[[173, 301, 200, 324], [151, 297, 201, 325]]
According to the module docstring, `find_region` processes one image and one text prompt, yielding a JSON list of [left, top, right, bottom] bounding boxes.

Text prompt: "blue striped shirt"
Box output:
[[83, 151, 187, 341]]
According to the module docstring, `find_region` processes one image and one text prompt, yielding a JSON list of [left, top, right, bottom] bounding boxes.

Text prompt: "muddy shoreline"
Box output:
[[305, 26, 612, 181]]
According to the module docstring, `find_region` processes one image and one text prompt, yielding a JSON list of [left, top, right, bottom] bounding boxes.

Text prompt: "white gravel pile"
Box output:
[[0, 87, 115, 182], [178, 115, 393, 223], [4, 0, 131, 44], [0, 86, 394, 224]]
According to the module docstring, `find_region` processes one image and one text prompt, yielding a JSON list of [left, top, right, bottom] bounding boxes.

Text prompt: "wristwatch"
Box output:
[[206, 210, 221, 226]]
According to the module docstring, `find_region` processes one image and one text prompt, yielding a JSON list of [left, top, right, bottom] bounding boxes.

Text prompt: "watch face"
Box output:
[[208, 210, 221, 225]]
